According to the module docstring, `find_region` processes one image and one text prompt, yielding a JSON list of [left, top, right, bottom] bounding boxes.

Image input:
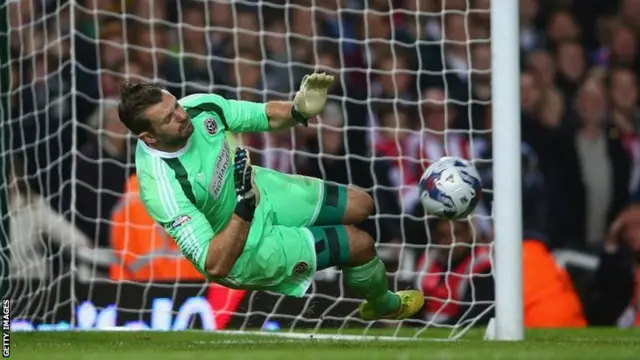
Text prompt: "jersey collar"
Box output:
[[138, 137, 192, 158]]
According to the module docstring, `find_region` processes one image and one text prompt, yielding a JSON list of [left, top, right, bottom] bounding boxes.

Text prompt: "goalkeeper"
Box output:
[[117, 73, 424, 320]]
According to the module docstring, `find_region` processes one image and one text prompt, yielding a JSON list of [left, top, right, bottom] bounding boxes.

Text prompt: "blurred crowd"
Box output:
[[4, 0, 640, 328]]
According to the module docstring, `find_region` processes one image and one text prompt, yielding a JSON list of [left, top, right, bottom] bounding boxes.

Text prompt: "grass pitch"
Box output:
[[10, 327, 640, 359]]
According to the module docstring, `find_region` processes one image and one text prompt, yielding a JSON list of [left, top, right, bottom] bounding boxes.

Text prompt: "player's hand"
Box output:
[[292, 72, 335, 126], [234, 147, 259, 205]]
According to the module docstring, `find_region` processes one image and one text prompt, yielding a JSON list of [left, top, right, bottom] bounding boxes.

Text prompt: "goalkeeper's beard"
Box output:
[[154, 123, 193, 148]]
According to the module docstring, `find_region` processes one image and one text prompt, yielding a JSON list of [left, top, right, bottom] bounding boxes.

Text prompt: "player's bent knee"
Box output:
[[343, 187, 374, 225], [310, 224, 376, 270], [344, 225, 376, 266]]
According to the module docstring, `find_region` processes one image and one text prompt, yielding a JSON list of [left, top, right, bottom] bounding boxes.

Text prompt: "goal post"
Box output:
[[490, 0, 524, 341]]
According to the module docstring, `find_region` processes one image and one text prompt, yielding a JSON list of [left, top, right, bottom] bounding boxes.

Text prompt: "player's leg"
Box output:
[[251, 165, 374, 227], [312, 182, 374, 226], [309, 224, 424, 321]]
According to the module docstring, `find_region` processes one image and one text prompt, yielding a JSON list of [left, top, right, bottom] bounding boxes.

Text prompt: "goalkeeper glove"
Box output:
[[291, 72, 335, 127], [233, 147, 258, 221]]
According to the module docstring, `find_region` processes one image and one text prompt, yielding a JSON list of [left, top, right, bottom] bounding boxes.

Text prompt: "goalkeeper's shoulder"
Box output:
[[133, 157, 188, 222], [178, 92, 228, 108]]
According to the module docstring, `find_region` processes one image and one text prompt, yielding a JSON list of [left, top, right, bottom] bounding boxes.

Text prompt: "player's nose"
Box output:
[[176, 109, 188, 122]]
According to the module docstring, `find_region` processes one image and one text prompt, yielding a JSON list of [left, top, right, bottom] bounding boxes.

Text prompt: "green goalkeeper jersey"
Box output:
[[135, 93, 268, 283]]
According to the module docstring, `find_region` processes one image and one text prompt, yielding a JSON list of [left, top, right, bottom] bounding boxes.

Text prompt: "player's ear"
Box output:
[[138, 131, 156, 145]]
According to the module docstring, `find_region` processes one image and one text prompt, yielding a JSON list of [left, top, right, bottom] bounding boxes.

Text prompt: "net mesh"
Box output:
[[2, 0, 494, 339]]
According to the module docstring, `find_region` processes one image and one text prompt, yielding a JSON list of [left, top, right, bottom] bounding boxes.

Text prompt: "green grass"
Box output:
[[9, 328, 640, 359]]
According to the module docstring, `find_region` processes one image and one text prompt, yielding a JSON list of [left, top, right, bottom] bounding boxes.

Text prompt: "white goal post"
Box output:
[[489, 0, 524, 341], [1, 0, 524, 341]]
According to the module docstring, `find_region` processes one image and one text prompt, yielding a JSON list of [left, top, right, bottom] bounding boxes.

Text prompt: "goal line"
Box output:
[[83, 328, 428, 342], [216, 330, 425, 342]]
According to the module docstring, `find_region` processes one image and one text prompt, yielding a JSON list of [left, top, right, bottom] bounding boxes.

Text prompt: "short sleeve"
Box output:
[[139, 163, 214, 271], [181, 93, 268, 133]]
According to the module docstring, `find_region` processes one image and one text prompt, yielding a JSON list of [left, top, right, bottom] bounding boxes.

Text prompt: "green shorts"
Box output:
[[224, 166, 350, 297]]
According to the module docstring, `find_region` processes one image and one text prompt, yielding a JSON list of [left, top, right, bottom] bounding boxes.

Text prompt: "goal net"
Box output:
[[2, 0, 502, 340]]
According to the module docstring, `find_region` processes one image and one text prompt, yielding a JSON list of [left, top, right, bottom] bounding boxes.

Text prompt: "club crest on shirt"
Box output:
[[204, 118, 217, 135], [293, 261, 309, 275]]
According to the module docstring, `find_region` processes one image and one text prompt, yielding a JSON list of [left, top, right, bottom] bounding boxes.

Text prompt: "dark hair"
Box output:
[[182, 0, 202, 12], [118, 82, 165, 135]]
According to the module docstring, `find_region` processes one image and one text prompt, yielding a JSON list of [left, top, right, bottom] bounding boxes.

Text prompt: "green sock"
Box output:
[[342, 256, 401, 315]]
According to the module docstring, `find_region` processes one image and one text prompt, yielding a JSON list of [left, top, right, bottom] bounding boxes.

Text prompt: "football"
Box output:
[[419, 156, 483, 219]]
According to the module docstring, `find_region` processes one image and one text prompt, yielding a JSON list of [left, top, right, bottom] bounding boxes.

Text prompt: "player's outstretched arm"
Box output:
[[204, 147, 258, 277], [186, 73, 333, 133], [204, 214, 251, 277], [266, 72, 335, 130]]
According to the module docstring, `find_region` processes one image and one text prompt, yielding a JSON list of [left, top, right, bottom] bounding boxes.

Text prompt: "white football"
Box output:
[[418, 156, 483, 219]]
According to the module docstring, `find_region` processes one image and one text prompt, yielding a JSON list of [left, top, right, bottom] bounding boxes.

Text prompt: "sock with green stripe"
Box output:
[[343, 256, 401, 315]]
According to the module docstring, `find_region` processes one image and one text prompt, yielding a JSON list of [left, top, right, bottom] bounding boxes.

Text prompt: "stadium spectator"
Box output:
[[314, 0, 359, 56], [131, 0, 166, 22], [546, 10, 582, 46], [110, 174, 205, 281], [539, 85, 566, 129], [373, 104, 415, 197], [263, 19, 298, 97], [557, 76, 630, 250], [225, 50, 263, 102], [469, 0, 490, 32], [98, 21, 127, 98], [235, 8, 262, 57], [416, 218, 587, 328], [175, 0, 227, 94], [608, 67, 640, 199], [78, 0, 133, 34], [418, 12, 474, 103], [279, 5, 316, 90], [347, 1, 413, 88], [519, 0, 545, 54], [527, 50, 558, 95], [467, 43, 492, 129], [555, 40, 588, 112], [204, 0, 232, 50], [595, 24, 639, 70], [60, 99, 134, 248], [587, 204, 640, 327], [114, 60, 144, 85], [370, 47, 415, 103], [9, 2, 98, 215], [7, 157, 93, 281], [619, 0, 640, 37], [127, 22, 184, 97], [609, 68, 640, 134]]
